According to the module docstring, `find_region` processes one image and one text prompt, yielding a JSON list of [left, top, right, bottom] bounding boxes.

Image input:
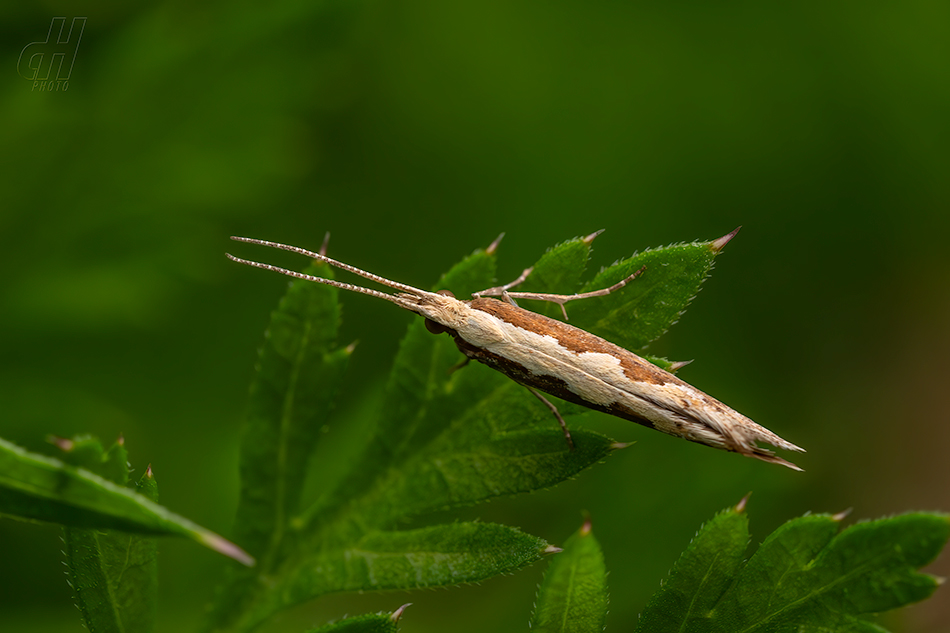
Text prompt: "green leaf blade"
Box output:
[[306, 607, 406, 633], [234, 260, 351, 561], [377, 247, 497, 460], [639, 504, 950, 633], [516, 233, 594, 319], [288, 522, 550, 598], [0, 437, 252, 565], [531, 519, 608, 633], [636, 499, 750, 633], [62, 438, 159, 633], [571, 238, 723, 352], [722, 512, 950, 632]]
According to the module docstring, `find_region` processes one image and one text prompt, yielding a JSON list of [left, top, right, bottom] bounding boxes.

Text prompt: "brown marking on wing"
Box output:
[[450, 331, 662, 429], [469, 297, 671, 387]]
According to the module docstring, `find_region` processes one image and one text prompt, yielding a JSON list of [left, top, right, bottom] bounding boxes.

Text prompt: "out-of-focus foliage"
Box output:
[[2, 0, 948, 631]]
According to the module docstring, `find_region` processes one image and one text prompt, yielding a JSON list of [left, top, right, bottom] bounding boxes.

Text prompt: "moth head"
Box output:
[[422, 290, 459, 334]]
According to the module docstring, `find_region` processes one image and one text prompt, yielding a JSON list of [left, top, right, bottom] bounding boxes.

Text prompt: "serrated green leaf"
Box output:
[[286, 523, 550, 598], [516, 234, 594, 319], [641, 355, 677, 373], [570, 238, 723, 351], [636, 506, 950, 633], [0, 436, 252, 565], [209, 240, 622, 633], [233, 259, 351, 562], [64, 440, 159, 633], [717, 512, 949, 632], [305, 608, 404, 633], [636, 500, 750, 633], [530, 519, 608, 633]]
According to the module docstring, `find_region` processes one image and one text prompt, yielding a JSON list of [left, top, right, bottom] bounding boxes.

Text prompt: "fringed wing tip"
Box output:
[[748, 446, 804, 471]]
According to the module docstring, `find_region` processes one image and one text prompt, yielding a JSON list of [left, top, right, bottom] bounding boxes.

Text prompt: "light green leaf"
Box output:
[[531, 518, 608, 633], [0, 436, 252, 565]]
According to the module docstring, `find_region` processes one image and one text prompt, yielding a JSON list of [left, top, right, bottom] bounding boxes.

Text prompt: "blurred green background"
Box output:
[[2, 1, 948, 631]]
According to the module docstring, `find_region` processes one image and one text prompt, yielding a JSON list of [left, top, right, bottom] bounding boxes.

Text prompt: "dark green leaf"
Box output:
[[0, 436, 252, 565], [636, 499, 750, 632], [286, 523, 551, 596], [531, 518, 608, 633], [636, 504, 950, 633], [716, 512, 949, 632]]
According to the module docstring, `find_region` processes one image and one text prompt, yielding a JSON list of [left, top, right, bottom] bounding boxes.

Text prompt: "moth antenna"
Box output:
[[226, 252, 420, 311], [229, 236, 438, 299]]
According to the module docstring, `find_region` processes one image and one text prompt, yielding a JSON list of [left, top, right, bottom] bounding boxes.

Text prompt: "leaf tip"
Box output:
[[345, 340, 359, 354], [580, 513, 593, 536], [49, 435, 74, 452], [736, 493, 752, 513], [197, 533, 255, 567], [319, 231, 331, 257], [583, 229, 606, 245], [832, 507, 853, 522], [145, 463, 154, 479], [544, 545, 563, 555], [710, 226, 742, 253], [609, 441, 634, 451], [486, 232, 505, 255], [669, 359, 694, 373], [116, 433, 125, 446], [391, 603, 411, 622]]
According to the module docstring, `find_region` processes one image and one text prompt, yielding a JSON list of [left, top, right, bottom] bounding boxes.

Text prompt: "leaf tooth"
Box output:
[[583, 229, 606, 245], [710, 226, 742, 252], [486, 232, 505, 255], [735, 493, 751, 513], [390, 603, 411, 621], [832, 508, 853, 522]]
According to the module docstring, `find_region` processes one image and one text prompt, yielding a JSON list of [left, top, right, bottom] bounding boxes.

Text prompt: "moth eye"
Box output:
[[436, 289, 455, 298], [425, 318, 450, 335]]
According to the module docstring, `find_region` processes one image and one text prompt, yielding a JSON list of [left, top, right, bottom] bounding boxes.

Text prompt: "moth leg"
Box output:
[[526, 386, 574, 450], [473, 266, 534, 298], [447, 356, 471, 374], [481, 265, 646, 320]]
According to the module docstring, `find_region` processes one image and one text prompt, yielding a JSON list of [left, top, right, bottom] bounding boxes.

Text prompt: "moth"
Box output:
[[227, 231, 804, 470]]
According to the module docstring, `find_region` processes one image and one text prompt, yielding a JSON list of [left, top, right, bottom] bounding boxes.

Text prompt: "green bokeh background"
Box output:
[[2, 1, 948, 632]]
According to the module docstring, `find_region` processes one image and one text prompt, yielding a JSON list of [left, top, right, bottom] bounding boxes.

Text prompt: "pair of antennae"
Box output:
[[226, 236, 436, 311]]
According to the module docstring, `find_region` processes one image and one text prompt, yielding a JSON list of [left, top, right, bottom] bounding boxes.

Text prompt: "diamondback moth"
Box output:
[[227, 231, 804, 470]]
